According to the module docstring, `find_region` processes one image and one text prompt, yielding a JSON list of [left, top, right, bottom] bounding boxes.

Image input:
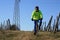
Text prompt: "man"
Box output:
[[31, 6, 43, 35]]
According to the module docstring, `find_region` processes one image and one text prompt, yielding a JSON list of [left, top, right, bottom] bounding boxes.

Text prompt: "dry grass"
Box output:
[[0, 30, 60, 40]]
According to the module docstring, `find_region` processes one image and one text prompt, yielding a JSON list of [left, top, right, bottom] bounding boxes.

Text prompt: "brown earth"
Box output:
[[0, 30, 60, 40]]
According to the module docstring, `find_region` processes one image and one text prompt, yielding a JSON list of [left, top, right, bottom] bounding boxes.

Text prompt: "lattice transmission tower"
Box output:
[[13, 0, 20, 30]]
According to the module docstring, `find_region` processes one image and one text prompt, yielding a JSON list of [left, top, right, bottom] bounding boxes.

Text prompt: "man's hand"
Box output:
[[31, 18, 33, 21], [39, 18, 43, 20]]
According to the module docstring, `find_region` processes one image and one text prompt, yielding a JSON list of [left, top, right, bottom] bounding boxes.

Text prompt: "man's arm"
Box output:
[[39, 10, 43, 20], [31, 11, 35, 21]]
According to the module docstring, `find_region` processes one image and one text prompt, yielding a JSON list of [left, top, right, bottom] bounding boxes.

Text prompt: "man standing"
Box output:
[[31, 6, 43, 35]]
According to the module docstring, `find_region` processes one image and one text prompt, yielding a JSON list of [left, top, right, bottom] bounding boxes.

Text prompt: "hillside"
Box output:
[[0, 30, 60, 40]]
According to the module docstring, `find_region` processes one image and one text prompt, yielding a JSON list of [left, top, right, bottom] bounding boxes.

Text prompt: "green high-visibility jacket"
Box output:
[[31, 10, 43, 20]]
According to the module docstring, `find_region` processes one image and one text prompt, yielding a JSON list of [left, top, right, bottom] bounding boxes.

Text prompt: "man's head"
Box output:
[[35, 6, 39, 12]]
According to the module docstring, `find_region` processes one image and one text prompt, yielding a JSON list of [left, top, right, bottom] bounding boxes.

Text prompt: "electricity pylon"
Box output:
[[13, 0, 20, 30]]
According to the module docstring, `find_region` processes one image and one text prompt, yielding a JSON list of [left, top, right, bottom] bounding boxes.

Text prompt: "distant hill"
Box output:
[[0, 30, 60, 40]]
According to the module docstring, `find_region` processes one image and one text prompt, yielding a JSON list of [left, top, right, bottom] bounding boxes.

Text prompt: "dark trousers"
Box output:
[[34, 20, 39, 33], [34, 19, 42, 33], [39, 19, 42, 30]]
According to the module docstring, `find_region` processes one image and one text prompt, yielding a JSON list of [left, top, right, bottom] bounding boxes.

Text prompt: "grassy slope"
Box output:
[[0, 30, 60, 40]]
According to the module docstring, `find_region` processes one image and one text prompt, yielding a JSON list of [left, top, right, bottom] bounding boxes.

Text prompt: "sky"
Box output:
[[0, 0, 60, 31]]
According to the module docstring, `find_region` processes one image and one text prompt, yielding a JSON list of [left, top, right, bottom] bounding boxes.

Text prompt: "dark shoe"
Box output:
[[34, 32, 36, 35]]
